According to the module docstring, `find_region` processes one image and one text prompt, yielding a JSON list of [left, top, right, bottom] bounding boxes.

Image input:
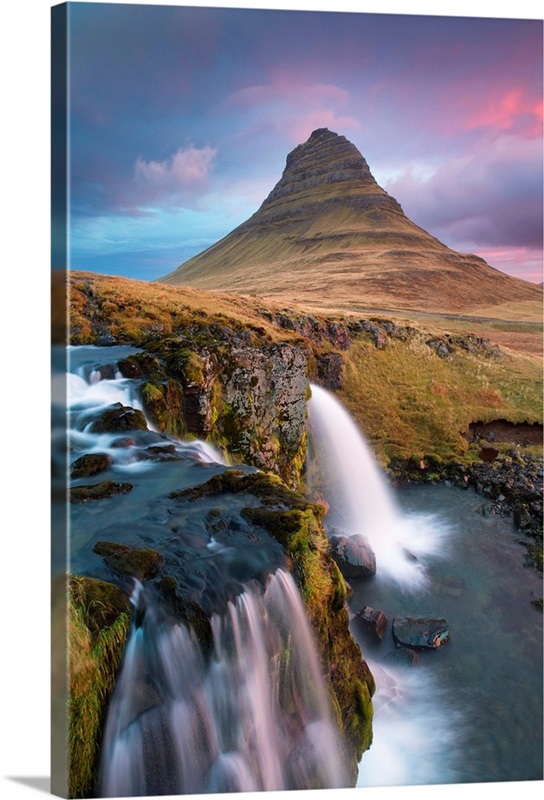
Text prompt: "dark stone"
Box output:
[[93, 541, 166, 581], [70, 481, 133, 503], [329, 532, 376, 578], [70, 452, 112, 478], [111, 437, 138, 448], [145, 444, 181, 461], [89, 403, 148, 433], [357, 605, 388, 640], [392, 617, 450, 650], [479, 446, 499, 462]]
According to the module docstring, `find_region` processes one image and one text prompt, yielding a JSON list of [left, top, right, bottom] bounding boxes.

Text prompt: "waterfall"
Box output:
[[99, 570, 347, 796], [307, 383, 448, 587], [66, 345, 226, 468]]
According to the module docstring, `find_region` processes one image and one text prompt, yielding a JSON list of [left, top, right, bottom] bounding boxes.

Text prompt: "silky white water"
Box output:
[[307, 383, 449, 587], [100, 570, 347, 796], [66, 345, 226, 468]]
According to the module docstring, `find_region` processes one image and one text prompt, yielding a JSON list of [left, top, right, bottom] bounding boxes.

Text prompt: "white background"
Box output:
[[0, 1, 542, 799]]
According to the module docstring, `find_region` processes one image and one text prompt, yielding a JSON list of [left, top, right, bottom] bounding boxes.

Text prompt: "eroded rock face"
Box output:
[[141, 332, 311, 488]]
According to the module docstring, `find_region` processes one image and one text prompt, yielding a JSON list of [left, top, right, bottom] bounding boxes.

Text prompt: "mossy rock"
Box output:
[[170, 468, 312, 510], [117, 352, 165, 380], [67, 576, 130, 798], [140, 379, 186, 439], [70, 452, 112, 479], [70, 481, 133, 503], [93, 541, 166, 581], [89, 403, 148, 433]]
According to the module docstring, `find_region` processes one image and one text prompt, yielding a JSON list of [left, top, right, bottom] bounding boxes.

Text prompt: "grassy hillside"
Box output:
[[63, 271, 542, 469], [338, 327, 542, 467]]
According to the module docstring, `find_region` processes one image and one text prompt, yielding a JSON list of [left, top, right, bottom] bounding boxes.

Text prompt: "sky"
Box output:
[[60, 0, 544, 283]]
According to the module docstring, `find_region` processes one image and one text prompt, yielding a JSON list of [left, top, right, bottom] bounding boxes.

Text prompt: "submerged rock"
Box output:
[[70, 481, 133, 503], [383, 648, 419, 667], [93, 541, 166, 581], [70, 452, 112, 478], [392, 617, 450, 650], [329, 532, 377, 578]]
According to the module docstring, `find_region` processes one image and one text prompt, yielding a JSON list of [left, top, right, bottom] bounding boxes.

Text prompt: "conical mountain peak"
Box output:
[[160, 129, 540, 315]]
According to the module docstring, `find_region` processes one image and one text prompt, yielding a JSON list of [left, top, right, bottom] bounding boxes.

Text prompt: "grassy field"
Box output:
[[339, 330, 542, 466]]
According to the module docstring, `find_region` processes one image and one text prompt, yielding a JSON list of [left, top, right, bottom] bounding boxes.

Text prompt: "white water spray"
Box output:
[[308, 383, 448, 586], [100, 570, 347, 796]]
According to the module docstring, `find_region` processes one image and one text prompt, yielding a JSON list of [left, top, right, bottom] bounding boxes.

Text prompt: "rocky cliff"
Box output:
[[161, 128, 541, 315]]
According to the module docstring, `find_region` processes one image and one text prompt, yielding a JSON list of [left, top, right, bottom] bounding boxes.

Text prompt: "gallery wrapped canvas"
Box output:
[[51, 2, 543, 798]]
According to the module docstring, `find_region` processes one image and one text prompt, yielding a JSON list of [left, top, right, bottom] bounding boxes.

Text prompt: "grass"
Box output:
[[340, 332, 542, 466], [67, 576, 130, 798], [67, 271, 295, 346]]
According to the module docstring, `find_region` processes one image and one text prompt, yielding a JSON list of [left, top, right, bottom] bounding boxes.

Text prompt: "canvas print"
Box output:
[[51, 2, 543, 798]]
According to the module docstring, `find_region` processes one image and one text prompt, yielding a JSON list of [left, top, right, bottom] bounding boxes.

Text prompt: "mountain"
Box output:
[[160, 128, 542, 316]]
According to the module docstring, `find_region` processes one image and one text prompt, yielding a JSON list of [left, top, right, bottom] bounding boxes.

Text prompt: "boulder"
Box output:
[[357, 605, 388, 640], [479, 445, 499, 462], [70, 452, 112, 478], [89, 403, 148, 433], [329, 533, 376, 578], [392, 617, 450, 650]]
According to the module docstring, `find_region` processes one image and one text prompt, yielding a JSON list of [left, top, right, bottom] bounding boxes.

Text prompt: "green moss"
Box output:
[[67, 576, 130, 798], [93, 541, 166, 581], [141, 379, 186, 438]]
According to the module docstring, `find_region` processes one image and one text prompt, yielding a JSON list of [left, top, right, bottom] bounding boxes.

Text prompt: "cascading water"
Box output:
[[307, 383, 448, 587], [100, 569, 347, 796], [65, 345, 226, 469]]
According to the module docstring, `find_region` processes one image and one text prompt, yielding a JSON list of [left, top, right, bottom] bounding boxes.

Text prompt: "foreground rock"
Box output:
[[70, 481, 133, 503], [392, 617, 450, 650], [357, 605, 388, 640], [329, 532, 377, 578]]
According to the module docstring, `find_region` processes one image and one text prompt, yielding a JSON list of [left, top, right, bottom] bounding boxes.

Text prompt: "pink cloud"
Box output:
[[223, 74, 362, 143], [447, 86, 543, 139], [475, 246, 543, 284], [135, 144, 217, 187]]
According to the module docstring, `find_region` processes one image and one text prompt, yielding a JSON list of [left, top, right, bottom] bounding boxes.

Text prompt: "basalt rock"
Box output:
[[357, 605, 388, 640], [329, 532, 377, 579], [143, 331, 311, 488], [392, 617, 450, 650]]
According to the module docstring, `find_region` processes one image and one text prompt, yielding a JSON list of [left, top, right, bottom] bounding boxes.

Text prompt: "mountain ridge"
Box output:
[[160, 128, 542, 316]]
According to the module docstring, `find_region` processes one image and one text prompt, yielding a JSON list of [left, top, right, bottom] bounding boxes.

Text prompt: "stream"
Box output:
[[56, 346, 542, 792]]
